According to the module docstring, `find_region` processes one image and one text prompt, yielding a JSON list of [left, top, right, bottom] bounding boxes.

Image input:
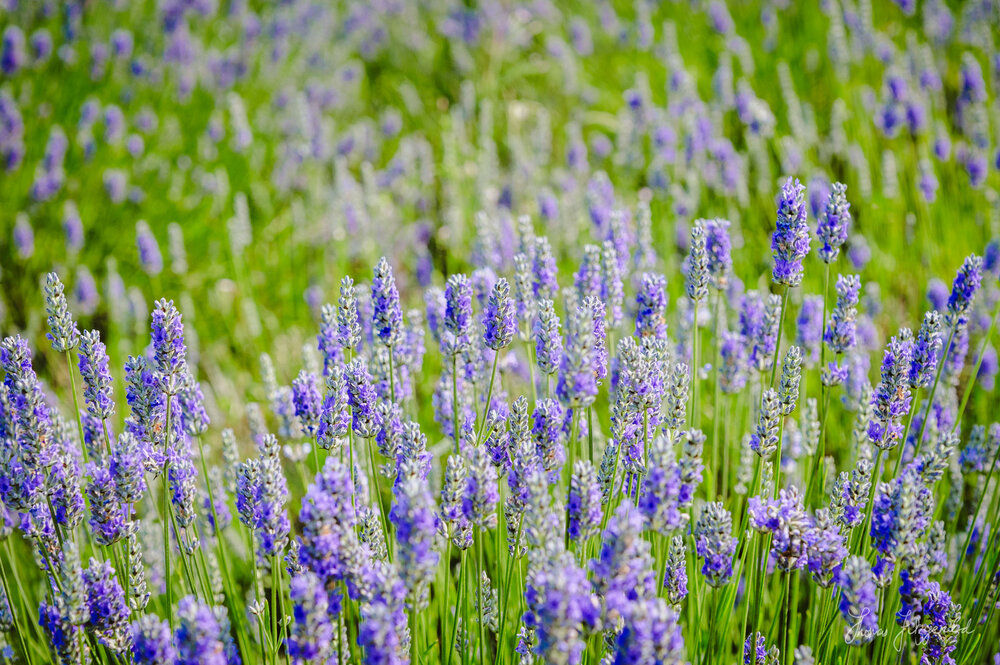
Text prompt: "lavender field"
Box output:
[[1, 1, 1000, 664]]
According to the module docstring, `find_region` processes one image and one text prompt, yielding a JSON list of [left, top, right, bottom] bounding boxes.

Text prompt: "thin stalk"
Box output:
[[912, 323, 957, 459], [477, 351, 500, 442]]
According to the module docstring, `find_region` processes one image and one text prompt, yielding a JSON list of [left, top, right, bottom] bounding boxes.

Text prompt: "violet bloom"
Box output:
[[292, 370, 323, 437], [575, 245, 602, 301], [567, 460, 601, 542], [444, 273, 474, 355], [868, 332, 913, 450], [136, 220, 163, 276], [317, 304, 343, 376], [748, 486, 811, 572], [44, 272, 80, 353], [586, 296, 609, 381], [532, 236, 559, 300], [945, 254, 983, 327], [635, 272, 668, 340], [556, 298, 598, 409], [13, 214, 33, 258], [909, 311, 943, 389], [175, 596, 235, 665], [297, 457, 358, 587], [703, 218, 733, 289], [638, 436, 683, 536], [817, 183, 851, 263], [288, 571, 333, 662], [694, 502, 737, 587], [110, 431, 147, 505], [317, 364, 350, 451], [390, 472, 439, 606], [84, 558, 130, 651], [771, 177, 811, 287], [346, 358, 379, 438], [532, 399, 566, 482], [534, 299, 563, 376], [524, 549, 601, 665], [870, 463, 932, 564], [337, 276, 362, 352], [837, 555, 879, 645], [150, 299, 188, 395], [483, 278, 516, 350], [132, 615, 177, 664], [1, 335, 55, 478], [686, 220, 709, 303], [79, 329, 115, 421], [372, 257, 403, 348]]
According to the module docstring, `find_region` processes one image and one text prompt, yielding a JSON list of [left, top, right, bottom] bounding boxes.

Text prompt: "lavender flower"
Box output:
[[317, 304, 343, 375], [298, 457, 357, 585], [524, 549, 601, 665], [532, 236, 559, 300], [575, 245, 602, 300], [824, 275, 861, 355], [868, 332, 913, 449], [110, 431, 147, 505], [79, 329, 115, 420], [639, 436, 683, 535], [292, 370, 323, 437], [87, 464, 127, 546], [83, 558, 131, 651], [175, 597, 233, 665], [483, 278, 516, 350], [909, 310, 943, 389], [816, 183, 851, 263], [750, 389, 780, 459], [945, 254, 983, 327], [44, 272, 79, 353], [317, 364, 350, 451], [778, 346, 802, 415], [444, 273, 474, 355], [704, 218, 733, 289], [372, 257, 403, 348], [2, 335, 55, 472], [830, 458, 873, 529], [601, 240, 624, 328], [338, 276, 362, 352], [663, 536, 688, 605], [288, 571, 333, 663], [151, 299, 188, 395], [837, 555, 879, 645], [463, 443, 499, 529], [346, 358, 380, 438], [748, 487, 811, 572], [567, 460, 601, 542], [136, 221, 163, 276], [132, 615, 177, 664], [635, 273, 668, 340], [390, 473, 439, 606], [686, 220, 709, 302], [694, 502, 737, 587], [534, 299, 563, 376], [771, 177, 811, 287], [805, 509, 848, 587], [557, 298, 598, 409]]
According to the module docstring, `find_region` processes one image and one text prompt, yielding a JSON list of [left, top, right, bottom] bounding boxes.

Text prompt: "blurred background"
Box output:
[[1, 0, 998, 432]]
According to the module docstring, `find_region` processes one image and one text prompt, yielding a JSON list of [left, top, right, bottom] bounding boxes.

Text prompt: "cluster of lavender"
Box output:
[[1, 1, 1000, 665], [3, 164, 1000, 665]]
